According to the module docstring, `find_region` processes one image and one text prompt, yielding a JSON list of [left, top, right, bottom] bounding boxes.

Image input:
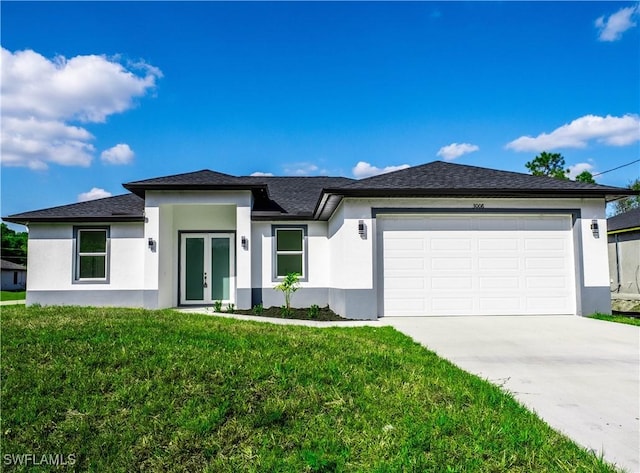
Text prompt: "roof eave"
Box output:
[[122, 183, 268, 198], [2, 215, 145, 225]]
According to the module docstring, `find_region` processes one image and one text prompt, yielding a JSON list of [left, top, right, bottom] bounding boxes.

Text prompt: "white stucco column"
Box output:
[[236, 203, 252, 309], [143, 204, 160, 308]]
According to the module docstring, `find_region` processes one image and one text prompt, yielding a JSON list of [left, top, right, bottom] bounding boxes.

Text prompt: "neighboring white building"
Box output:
[[1, 259, 27, 291], [5, 161, 635, 319]]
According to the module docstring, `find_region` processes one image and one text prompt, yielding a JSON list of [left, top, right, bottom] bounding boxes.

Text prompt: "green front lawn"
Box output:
[[0, 290, 25, 301], [1, 306, 617, 472], [589, 313, 640, 327]]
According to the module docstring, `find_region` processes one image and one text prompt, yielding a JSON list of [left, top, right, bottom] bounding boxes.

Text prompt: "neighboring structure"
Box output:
[[4, 161, 635, 319], [607, 208, 640, 296], [1, 259, 27, 291]]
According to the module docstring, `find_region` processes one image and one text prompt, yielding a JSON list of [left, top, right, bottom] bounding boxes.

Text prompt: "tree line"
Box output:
[[525, 152, 639, 216], [1, 223, 28, 266]]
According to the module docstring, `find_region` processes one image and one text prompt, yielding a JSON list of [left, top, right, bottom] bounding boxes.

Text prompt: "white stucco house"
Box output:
[[0, 259, 27, 291], [5, 161, 634, 319]]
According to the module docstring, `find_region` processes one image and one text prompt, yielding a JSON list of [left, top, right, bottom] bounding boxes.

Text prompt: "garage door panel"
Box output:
[[524, 238, 566, 251], [478, 257, 520, 270], [385, 257, 425, 270], [479, 297, 521, 311], [431, 276, 473, 289], [479, 277, 520, 289], [432, 297, 474, 312], [526, 275, 564, 287], [525, 257, 566, 270], [432, 257, 472, 270], [385, 237, 425, 251], [478, 238, 519, 250], [381, 214, 576, 317], [430, 238, 472, 251]]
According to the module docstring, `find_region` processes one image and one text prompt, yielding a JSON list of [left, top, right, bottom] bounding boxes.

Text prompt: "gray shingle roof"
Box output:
[[607, 208, 640, 232], [4, 193, 144, 224], [338, 161, 628, 193], [4, 161, 634, 224], [1, 259, 26, 271]]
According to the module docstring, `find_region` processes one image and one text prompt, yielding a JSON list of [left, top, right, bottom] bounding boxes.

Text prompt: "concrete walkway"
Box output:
[[384, 316, 640, 473], [0, 300, 26, 306], [182, 309, 639, 472]]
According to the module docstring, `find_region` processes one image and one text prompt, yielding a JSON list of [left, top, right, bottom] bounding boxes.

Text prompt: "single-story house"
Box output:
[[4, 161, 635, 319], [607, 207, 640, 296], [1, 259, 27, 291]]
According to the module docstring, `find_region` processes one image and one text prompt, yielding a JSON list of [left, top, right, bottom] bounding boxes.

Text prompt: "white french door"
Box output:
[[180, 233, 235, 305]]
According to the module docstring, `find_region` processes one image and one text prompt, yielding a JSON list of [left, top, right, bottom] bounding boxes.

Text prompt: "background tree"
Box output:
[[612, 178, 640, 216], [575, 170, 596, 184], [525, 152, 569, 180], [1, 223, 28, 265]]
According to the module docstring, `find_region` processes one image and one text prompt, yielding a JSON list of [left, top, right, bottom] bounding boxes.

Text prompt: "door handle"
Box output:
[[203, 272, 208, 288]]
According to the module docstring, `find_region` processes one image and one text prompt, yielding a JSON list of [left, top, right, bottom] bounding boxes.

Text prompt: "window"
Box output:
[[274, 227, 305, 278], [13, 272, 18, 285], [76, 228, 108, 281]]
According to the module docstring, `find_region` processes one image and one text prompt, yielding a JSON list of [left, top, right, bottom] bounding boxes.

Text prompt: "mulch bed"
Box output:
[[234, 305, 347, 321]]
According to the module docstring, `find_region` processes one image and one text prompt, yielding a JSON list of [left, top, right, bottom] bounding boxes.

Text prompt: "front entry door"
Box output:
[[180, 233, 235, 305]]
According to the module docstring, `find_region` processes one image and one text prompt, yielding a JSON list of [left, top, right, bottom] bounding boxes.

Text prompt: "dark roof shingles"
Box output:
[[5, 193, 144, 223], [1, 259, 26, 271], [607, 208, 640, 232], [340, 161, 627, 192]]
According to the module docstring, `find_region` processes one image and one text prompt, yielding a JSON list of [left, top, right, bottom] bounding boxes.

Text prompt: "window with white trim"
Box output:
[[274, 227, 305, 278], [76, 228, 109, 281]]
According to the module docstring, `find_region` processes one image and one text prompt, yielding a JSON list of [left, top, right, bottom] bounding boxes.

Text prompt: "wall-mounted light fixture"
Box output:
[[148, 237, 155, 250], [358, 220, 367, 239], [590, 219, 599, 238], [241, 236, 249, 250]]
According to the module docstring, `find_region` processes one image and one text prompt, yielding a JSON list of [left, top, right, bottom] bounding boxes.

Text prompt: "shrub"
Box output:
[[252, 304, 264, 315], [274, 272, 301, 311], [226, 303, 235, 314], [212, 300, 223, 312], [308, 304, 320, 319]]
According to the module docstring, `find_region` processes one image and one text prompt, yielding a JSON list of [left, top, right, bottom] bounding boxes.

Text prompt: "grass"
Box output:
[[0, 290, 25, 301], [1, 306, 619, 472], [589, 313, 640, 326]]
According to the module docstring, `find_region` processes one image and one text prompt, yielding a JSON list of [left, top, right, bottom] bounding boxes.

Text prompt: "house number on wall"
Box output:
[[473, 203, 485, 209]]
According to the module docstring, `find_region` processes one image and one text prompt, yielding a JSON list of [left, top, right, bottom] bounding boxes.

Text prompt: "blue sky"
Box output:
[[2, 1, 639, 228]]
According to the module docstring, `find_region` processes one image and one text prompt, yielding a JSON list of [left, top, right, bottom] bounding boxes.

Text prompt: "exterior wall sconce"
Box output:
[[358, 220, 367, 239], [590, 219, 599, 238], [241, 236, 249, 250], [148, 237, 156, 250]]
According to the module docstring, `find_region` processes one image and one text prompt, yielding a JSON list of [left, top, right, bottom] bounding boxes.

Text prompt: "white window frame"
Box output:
[[75, 227, 110, 282], [273, 226, 307, 281]]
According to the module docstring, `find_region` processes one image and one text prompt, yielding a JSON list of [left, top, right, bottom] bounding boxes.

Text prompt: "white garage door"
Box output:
[[379, 214, 576, 316]]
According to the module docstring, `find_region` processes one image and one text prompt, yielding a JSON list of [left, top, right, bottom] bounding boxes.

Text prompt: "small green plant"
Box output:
[[252, 304, 264, 315], [274, 272, 301, 312], [212, 300, 223, 312], [280, 305, 292, 317], [226, 303, 235, 314], [308, 304, 320, 319]]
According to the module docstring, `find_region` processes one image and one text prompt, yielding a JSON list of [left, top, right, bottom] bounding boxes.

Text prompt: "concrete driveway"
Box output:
[[383, 316, 640, 473]]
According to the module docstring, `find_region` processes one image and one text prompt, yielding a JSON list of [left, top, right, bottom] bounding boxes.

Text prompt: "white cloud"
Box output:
[[567, 162, 595, 179], [505, 114, 640, 152], [284, 162, 320, 176], [352, 161, 410, 179], [436, 142, 479, 161], [1, 47, 161, 170], [250, 171, 274, 177], [77, 187, 112, 202], [595, 4, 639, 42], [101, 143, 135, 165]]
